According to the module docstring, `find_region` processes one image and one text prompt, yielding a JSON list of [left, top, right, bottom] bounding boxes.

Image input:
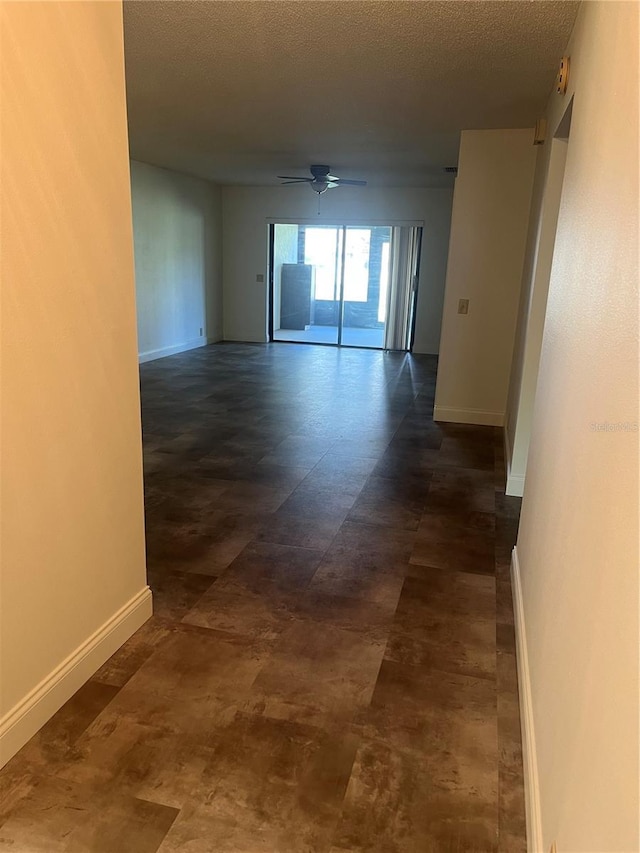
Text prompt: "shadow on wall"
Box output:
[[504, 101, 572, 497], [130, 160, 223, 363]]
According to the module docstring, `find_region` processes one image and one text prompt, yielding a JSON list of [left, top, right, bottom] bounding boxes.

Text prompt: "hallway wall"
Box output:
[[221, 186, 453, 353], [505, 136, 568, 496], [131, 160, 223, 362], [0, 1, 150, 765], [515, 2, 639, 850], [434, 129, 537, 426]]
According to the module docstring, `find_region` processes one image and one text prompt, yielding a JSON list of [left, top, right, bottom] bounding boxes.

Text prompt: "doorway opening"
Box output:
[[268, 223, 422, 350], [505, 98, 573, 495]]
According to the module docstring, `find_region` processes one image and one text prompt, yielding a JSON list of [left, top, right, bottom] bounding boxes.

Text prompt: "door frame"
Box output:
[[267, 218, 424, 351], [408, 226, 424, 352], [267, 223, 275, 342]]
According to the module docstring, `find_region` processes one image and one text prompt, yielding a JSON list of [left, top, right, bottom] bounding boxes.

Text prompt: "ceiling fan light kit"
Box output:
[[277, 164, 367, 195]]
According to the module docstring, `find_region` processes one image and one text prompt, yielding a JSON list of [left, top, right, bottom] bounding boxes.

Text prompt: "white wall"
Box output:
[[434, 130, 537, 425], [514, 2, 639, 851], [0, 1, 150, 765], [131, 160, 223, 362], [505, 136, 568, 495], [221, 186, 453, 352]]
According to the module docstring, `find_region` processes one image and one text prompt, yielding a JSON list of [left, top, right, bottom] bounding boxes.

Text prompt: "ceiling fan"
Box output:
[[278, 164, 367, 195]]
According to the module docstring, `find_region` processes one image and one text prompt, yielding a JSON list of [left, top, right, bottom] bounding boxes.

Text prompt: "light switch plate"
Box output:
[[256, 274, 265, 283], [458, 298, 469, 315]]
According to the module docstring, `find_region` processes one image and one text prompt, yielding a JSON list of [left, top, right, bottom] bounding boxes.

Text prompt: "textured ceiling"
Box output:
[[123, 0, 579, 188]]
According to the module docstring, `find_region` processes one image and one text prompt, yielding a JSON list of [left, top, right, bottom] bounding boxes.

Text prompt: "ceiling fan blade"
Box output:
[[335, 179, 367, 186], [278, 176, 314, 182]]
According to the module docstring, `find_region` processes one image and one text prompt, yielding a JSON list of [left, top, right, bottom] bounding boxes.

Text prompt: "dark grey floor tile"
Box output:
[[254, 513, 344, 551], [309, 554, 407, 608], [248, 621, 386, 727], [0, 776, 179, 853], [332, 738, 498, 853], [147, 569, 215, 620], [211, 480, 291, 513], [277, 485, 357, 519], [182, 577, 300, 640], [347, 482, 425, 531], [0, 343, 525, 852], [158, 713, 359, 853], [91, 617, 176, 688], [410, 514, 496, 574], [362, 661, 498, 800], [218, 540, 324, 592], [386, 572, 496, 680]]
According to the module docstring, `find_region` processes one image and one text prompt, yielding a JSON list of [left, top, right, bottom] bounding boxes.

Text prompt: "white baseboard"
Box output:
[[0, 587, 152, 768], [511, 547, 542, 853], [138, 337, 217, 364], [504, 426, 525, 497], [433, 405, 504, 427]]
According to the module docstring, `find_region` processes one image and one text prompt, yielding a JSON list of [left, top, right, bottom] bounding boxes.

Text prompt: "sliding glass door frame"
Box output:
[[408, 226, 424, 351], [267, 223, 276, 342], [267, 219, 423, 352], [336, 224, 347, 347]]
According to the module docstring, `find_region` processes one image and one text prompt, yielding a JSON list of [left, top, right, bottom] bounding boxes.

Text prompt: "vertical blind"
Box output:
[[383, 226, 422, 351]]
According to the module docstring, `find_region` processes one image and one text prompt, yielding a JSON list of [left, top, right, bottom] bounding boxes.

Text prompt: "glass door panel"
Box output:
[[271, 222, 407, 351], [341, 226, 390, 349], [272, 224, 340, 345]]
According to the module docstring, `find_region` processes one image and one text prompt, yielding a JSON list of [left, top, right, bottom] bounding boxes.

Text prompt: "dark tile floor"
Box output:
[[0, 343, 526, 852]]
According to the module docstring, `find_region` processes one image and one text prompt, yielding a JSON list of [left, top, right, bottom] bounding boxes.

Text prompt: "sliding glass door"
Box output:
[[270, 222, 421, 351]]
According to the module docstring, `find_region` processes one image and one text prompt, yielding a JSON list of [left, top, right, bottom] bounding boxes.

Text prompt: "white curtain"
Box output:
[[383, 226, 421, 351]]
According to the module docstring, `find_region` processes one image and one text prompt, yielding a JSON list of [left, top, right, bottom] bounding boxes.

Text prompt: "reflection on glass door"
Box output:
[[341, 226, 388, 348], [270, 223, 418, 350]]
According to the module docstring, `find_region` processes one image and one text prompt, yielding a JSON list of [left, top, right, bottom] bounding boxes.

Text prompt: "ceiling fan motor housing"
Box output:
[[277, 165, 366, 192]]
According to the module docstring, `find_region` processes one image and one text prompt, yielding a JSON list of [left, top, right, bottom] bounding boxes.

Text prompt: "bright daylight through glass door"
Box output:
[[271, 224, 393, 349]]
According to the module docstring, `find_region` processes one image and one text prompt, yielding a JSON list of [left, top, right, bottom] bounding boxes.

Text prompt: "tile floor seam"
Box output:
[[0, 343, 526, 853]]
